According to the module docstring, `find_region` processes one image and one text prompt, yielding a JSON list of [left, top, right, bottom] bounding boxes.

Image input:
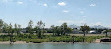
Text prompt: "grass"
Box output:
[[0, 34, 107, 43]]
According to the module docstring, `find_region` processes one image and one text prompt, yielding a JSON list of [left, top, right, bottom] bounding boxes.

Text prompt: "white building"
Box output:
[[89, 30, 97, 34]]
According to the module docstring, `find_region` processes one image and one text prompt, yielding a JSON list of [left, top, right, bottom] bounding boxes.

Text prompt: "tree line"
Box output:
[[0, 19, 110, 43], [0, 19, 75, 37]]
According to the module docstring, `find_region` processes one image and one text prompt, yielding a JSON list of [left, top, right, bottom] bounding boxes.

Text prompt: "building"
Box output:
[[88, 30, 97, 34]]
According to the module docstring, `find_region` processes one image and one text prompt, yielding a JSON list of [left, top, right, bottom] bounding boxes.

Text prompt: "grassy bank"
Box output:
[[0, 34, 108, 43]]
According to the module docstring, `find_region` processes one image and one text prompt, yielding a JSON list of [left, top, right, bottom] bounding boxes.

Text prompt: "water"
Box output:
[[0, 43, 111, 49]]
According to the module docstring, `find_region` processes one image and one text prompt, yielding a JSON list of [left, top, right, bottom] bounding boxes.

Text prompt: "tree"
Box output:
[[14, 24, 21, 35], [18, 24, 21, 34], [8, 23, 13, 44], [103, 30, 108, 37], [36, 20, 45, 38], [27, 20, 33, 34], [14, 23, 17, 34], [8, 23, 13, 33], [80, 24, 90, 42], [50, 23, 73, 36], [66, 27, 73, 33], [60, 23, 73, 35], [61, 23, 68, 35], [51, 25, 55, 35], [55, 26, 62, 36], [2, 23, 8, 33], [0, 19, 3, 33]]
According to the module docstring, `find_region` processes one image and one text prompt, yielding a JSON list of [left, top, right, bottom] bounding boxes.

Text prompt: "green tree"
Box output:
[[0, 19, 3, 33], [80, 24, 90, 42], [55, 26, 62, 36], [66, 27, 73, 33], [51, 25, 55, 35], [103, 30, 108, 37], [36, 20, 45, 38], [61, 23, 68, 35], [18, 24, 21, 34], [26, 20, 33, 34], [8, 23, 14, 43], [2, 23, 8, 33], [60, 23, 73, 35], [14, 23, 18, 34]]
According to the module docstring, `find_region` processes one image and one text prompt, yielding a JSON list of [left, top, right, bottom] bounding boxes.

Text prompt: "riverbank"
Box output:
[[0, 41, 27, 44], [1, 41, 111, 44], [0, 41, 91, 44], [0, 41, 92, 44], [0, 34, 110, 43]]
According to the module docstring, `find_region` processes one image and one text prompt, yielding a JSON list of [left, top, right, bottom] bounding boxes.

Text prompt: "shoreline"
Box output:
[[0, 41, 111, 44]]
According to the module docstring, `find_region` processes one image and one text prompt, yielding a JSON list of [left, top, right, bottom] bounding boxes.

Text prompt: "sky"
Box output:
[[0, 0, 111, 28]]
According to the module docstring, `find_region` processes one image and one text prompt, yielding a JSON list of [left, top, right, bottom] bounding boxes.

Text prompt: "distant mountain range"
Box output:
[[69, 25, 111, 29], [91, 25, 107, 29], [68, 25, 80, 29]]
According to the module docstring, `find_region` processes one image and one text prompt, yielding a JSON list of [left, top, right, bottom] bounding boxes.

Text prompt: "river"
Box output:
[[0, 43, 111, 49]]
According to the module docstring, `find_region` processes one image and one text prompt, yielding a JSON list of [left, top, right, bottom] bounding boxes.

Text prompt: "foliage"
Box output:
[[0, 19, 110, 43], [26, 20, 33, 34]]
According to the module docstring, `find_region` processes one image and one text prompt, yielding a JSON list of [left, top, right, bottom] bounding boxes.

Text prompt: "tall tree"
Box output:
[[2, 23, 8, 33], [27, 20, 33, 34], [0, 19, 3, 33], [80, 24, 90, 42], [103, 30, 108, 37], [61, 23, 68, 35], [51, 25, 55, 35], [36, 20, 45, 38], [8, 23, 13, 34], [60, 23, 73, 35], [55, 26, 62, 36], [9, 23, 13, 44], [18, 24, 21, 34], [14, 23, 18, 34]]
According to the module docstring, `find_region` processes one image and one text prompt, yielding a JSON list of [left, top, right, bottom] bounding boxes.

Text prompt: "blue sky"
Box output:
[[0, 0, 111, 28]]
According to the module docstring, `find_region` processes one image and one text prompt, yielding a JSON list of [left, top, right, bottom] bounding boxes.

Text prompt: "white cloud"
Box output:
[[17, 1, 23, 5], [43, 3, 48, 7], [63, 10, 69, 13], [89, 3, 96, 7], [58, 2, 66, 6]]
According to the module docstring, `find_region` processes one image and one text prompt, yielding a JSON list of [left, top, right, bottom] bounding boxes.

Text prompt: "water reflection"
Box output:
[[0, 43, 111, 49]]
